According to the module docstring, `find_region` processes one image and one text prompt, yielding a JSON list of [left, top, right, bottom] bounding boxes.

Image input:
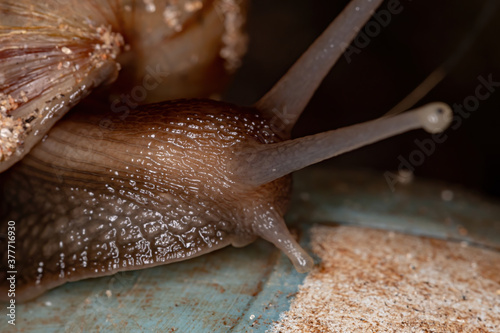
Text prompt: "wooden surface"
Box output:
[[1, 167, 499, 332]]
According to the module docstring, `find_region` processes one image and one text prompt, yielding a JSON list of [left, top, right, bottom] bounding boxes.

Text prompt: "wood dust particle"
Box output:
[[270, 226, 500, 332]]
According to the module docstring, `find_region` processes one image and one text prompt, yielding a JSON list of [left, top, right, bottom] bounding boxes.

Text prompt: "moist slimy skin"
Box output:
[[0, 0, 452, 302]]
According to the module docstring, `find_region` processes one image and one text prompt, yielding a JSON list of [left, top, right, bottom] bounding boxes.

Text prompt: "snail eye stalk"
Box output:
[[233, 103, 453, 186], [255, 0, 384, 137]]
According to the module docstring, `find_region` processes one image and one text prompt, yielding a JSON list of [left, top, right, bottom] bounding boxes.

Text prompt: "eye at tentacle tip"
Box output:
[[232, 102, 452, 272], [416, 102, 453, 133], [1, 0, 459, 301], [232, 102, 453, 187]]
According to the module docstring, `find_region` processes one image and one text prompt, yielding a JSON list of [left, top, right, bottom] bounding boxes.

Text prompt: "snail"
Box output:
[[0, 0, 453, 302]]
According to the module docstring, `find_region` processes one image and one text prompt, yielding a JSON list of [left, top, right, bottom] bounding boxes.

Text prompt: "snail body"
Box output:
[[0, 0, 247, 170], [2, 99, 302, 300], [0, 0, 453, 301]]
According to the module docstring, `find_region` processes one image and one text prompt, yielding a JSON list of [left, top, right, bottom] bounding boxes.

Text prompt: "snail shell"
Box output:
[[0, 0, 452, 301], [0, 0, 247, 171]]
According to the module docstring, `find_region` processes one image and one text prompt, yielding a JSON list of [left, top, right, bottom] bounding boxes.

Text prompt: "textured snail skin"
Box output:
[[1, 0, 453, 302], [0, 0, 247, 171], [0, 0, 250, 301], [0, 102, 453, 302], [0, 99, 300, 301]]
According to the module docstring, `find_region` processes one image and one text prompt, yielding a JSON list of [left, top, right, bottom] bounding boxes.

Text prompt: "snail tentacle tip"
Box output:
[[0, 0, 462, 301], [291, 249, 315, 273], [416, 102, 453, 133], [255, 211, 314, 273], [273, 238, 315, 273]]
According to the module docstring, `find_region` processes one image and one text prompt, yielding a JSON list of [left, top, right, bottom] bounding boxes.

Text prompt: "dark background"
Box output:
[[225, 0, 500, 198]]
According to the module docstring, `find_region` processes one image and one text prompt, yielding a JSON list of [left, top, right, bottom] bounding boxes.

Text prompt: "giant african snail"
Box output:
[[0, 0, 452, 301]]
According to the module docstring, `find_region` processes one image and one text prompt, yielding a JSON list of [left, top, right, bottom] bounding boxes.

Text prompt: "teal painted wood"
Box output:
[[1, 235, 309, 332], [1, 241, 308, 332], [230, 231, 315, 333], [287, 165, 500, 249], [1, 167, 498, 332]]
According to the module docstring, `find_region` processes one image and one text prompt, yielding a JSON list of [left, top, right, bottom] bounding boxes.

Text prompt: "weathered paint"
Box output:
[[1, 166, 498, 332]]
